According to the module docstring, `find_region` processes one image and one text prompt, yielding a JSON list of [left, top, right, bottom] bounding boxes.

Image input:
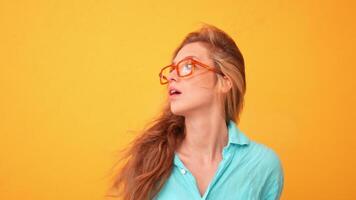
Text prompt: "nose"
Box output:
[[167, 68, 178, 82]]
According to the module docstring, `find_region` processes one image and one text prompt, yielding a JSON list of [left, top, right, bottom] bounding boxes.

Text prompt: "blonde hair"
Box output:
[[105, 23, 246, 200]]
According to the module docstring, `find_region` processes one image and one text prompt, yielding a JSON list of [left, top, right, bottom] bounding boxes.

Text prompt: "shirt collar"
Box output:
[[227, 119, 250, 146]]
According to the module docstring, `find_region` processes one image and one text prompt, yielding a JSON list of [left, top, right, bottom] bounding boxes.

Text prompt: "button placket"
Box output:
[[175, 154, 201, 199], [202, 147, 236, 199], [180, 168, 187, 175]]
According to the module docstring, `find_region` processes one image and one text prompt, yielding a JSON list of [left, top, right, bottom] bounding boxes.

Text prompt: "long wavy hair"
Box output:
[[105, 23, 246, 200]]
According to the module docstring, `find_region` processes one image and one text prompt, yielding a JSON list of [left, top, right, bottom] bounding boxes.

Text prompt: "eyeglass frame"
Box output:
[[158, 56, 226, 85]]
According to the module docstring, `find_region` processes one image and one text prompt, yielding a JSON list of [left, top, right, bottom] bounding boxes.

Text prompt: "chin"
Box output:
[[170, 101, 201, 117], [170, 107, 184, 116], [170, 103, 188, 116]]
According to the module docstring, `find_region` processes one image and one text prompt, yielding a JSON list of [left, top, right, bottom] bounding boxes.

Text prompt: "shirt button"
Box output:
[[180, 168, 187, 175]]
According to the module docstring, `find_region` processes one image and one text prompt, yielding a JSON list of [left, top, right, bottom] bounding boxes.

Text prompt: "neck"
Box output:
[[177, 109, 229, 164]]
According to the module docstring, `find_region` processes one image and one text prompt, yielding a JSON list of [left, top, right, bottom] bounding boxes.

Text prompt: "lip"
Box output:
[[169, 93, 181, 100], [168, 86, 182, 96]]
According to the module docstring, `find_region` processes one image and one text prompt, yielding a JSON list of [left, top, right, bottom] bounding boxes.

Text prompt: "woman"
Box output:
[[106, 24, 284, 200]]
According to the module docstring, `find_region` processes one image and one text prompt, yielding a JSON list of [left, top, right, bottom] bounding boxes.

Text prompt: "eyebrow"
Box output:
[[172, 56, 200, 65]]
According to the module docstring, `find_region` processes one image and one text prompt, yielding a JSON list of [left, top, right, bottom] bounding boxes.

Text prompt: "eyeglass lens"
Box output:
[[160, 60, 194, 83]]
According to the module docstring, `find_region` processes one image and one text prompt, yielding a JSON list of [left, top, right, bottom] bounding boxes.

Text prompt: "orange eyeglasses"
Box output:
[[158, 56, 225, 84]]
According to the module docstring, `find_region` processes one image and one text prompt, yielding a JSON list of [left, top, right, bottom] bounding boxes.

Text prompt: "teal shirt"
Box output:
[[154, 120, 284, 200]]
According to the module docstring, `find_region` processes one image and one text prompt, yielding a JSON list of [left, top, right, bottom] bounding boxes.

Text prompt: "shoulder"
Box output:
[[248, 142, 284, 199], [247, 141, 284, 173]]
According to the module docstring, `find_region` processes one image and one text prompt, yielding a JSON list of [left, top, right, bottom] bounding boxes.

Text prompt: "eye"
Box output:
[[180, 63, 193, 75], [184, 63, 193, 69]]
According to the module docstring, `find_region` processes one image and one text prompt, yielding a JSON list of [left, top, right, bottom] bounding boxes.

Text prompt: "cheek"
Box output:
[[185, 76, 217, 100], [192, 73, 217, 90]]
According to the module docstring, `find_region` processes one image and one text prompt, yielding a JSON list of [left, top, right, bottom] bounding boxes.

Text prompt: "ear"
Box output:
[[220, 75, 232, 93]]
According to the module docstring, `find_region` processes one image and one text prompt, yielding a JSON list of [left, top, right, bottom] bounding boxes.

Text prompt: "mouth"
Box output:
[[169, 89, 182, 96]]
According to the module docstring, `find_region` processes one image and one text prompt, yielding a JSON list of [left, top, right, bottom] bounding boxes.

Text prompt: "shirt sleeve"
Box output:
[[260, 149, 285, 200]]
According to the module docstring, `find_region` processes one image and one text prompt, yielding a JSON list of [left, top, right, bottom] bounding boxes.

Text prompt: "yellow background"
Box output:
[[0, 0, 355, 199]]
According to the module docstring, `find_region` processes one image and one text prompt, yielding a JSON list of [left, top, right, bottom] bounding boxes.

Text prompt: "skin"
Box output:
[[167, 42, 232, 197]]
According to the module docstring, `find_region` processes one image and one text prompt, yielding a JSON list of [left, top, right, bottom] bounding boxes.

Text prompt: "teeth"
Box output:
[[170, 89, 179, 95]]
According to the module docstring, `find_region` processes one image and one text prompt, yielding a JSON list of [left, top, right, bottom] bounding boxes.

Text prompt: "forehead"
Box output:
[[173, 42, 210, 65]]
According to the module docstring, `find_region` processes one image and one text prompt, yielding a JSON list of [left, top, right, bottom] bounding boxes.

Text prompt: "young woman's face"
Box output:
[[167, 42, 221, 116]]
